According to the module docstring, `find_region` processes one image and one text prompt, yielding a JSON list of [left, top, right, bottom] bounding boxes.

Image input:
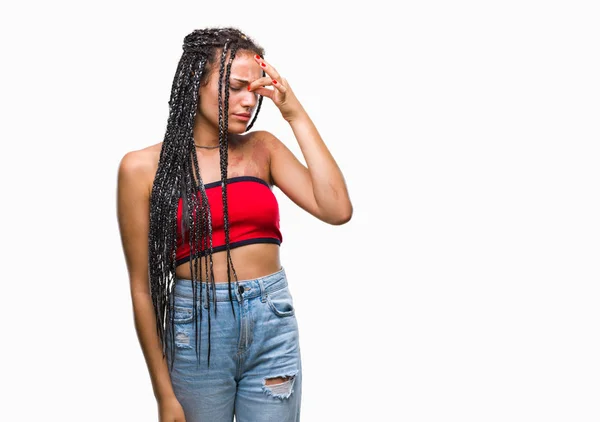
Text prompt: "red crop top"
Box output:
[[175, 176, 283, 267]]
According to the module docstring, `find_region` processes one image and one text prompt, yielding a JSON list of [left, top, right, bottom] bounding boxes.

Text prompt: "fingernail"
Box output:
[[261, 63, 266, 68], [255, 54, 261, 60], [272, 80, 277, 85], [247, 84, 252, 91]]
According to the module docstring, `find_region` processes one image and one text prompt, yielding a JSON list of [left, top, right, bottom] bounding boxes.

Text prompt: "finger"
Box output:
[[253, 54, 282, 81], [247, 76, 272, 91], [248, 76, 287, 95], [252, 86, 275, 100], [270, 78, 287, 94]]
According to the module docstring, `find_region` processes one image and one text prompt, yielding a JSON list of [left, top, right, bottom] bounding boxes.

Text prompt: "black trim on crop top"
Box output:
[[176, 238, 281, 267], [202, 175, 271, 190]]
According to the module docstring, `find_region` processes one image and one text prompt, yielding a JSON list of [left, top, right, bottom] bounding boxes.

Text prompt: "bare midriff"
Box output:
[[174, 243, 281, 283]]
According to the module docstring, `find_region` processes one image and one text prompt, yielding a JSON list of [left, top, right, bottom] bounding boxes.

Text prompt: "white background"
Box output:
[[1, 0, 599, 421]]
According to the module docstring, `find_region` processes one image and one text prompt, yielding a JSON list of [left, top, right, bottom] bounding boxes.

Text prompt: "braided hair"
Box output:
[[148, 27, 266, 370]]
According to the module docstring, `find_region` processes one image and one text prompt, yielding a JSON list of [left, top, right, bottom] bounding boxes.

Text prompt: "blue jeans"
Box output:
[[165, 267, 302, 421]]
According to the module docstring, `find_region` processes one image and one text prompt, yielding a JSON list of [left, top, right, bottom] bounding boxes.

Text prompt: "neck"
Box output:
[[192, 114, 220, 148]]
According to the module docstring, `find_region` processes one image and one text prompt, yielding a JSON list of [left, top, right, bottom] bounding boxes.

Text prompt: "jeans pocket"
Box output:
[[172, 304, 194, 324], [266, 286, 295, 317]]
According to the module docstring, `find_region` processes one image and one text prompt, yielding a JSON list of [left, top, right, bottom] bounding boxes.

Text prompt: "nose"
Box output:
[[241, 90, 258, 109]]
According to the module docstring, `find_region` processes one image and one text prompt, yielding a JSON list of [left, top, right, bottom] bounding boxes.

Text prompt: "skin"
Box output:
[[116, 48, 353, 419]]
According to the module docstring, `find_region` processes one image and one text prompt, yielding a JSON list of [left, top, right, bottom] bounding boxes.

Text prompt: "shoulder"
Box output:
[[245, 130, 286, 158], [238, 129, 285, 161], [243, 131, 287, 183], [118, 142, 162, 196], [247, 130, 281, 147]]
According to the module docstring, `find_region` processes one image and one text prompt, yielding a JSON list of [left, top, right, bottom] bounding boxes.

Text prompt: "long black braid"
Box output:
[[148, 27, 266, 370]]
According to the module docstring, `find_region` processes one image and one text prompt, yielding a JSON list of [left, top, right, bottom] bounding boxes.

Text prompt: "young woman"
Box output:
[[116, 27, 352, 422]]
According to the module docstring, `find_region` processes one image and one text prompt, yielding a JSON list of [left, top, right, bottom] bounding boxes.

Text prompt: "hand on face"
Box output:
[[248, 55, 304, 122]]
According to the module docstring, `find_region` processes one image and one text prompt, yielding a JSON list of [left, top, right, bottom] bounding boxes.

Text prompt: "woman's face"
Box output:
[[197, 50, 263, 134]]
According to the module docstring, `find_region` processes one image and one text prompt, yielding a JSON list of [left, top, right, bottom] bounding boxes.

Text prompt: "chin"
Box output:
[[228, 121, 249, 134]]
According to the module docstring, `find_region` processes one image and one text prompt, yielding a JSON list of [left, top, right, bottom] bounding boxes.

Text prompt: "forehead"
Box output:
[[219, 52, 262, 81]]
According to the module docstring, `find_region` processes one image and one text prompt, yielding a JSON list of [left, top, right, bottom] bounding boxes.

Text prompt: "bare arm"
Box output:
[[116, 151, 176, 403], [248, 55, 352, 225], [263, 121, 353, 225]]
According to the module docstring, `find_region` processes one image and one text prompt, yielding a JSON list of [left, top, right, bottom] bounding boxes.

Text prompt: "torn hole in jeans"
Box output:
[[262, 370, 299, 400]]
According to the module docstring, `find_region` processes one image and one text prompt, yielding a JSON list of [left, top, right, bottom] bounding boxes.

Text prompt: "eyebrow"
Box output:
[[232, 78, 250, 84]]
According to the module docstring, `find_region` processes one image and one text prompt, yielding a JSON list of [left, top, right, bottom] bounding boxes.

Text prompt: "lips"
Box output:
[[233, 113, 251, 121]]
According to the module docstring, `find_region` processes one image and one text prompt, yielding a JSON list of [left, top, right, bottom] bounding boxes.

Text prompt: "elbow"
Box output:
[[328, 203, 353, 225]]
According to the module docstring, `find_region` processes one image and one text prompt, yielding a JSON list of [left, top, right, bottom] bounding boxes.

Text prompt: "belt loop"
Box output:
[[258, 279, 267, 302]]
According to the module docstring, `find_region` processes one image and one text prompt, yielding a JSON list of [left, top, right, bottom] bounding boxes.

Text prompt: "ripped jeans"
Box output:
[[165, 267, 302, 422]]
